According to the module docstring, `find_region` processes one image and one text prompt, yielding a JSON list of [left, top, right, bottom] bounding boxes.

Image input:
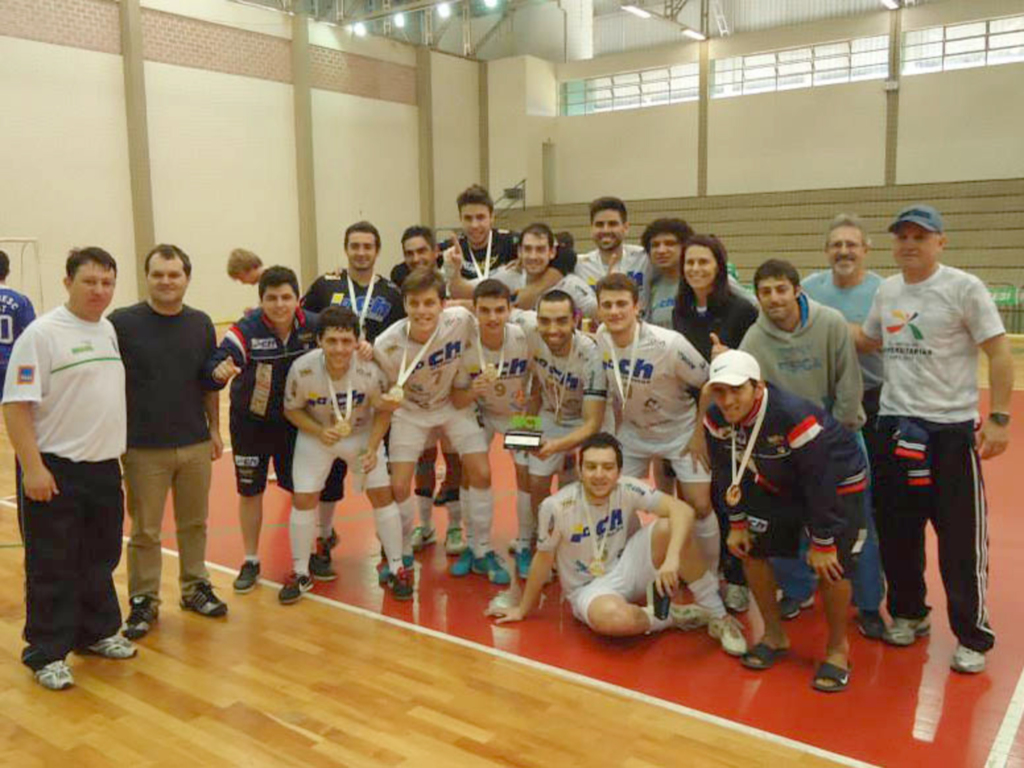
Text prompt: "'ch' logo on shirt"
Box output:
[[886, 310, 923, 340]]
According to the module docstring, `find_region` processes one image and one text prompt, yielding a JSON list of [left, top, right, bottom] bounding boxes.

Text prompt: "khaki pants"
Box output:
[[123, 442, 213, 603]]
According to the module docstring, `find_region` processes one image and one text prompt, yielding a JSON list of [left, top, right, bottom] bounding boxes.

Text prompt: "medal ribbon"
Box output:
[[345, 271, 376, 339], [604, 322, 641, 404], [551, 334, 577, 424], [476, 325, 506, 379], [323, 353, 353, 425], [465, 231, 493, 280], [397, 321, 442, 387], [730, 386, 769, 489], [578, 484, 620, 568]]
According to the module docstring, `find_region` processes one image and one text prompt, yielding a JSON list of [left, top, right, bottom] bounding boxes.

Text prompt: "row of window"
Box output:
[[559, 14, 1024, 116]]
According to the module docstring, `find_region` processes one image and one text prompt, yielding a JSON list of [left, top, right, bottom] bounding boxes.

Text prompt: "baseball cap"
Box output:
[[888, 204, 944, 233], [708, 350, 761, 387]]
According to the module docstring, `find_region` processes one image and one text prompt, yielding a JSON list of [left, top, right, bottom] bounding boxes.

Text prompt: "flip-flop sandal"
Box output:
[[812, 661, 852, 693], [740, 642, 788, 671]]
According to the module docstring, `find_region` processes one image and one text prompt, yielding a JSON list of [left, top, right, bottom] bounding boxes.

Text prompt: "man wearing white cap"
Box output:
[[704, 350, 867, 692]]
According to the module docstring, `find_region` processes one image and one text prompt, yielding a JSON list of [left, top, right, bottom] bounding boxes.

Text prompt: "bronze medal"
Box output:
[[725, 484, 742, 507], [336, 418, 352, 437]]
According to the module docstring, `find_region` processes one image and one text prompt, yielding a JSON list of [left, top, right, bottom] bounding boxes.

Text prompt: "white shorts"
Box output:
[[622, 448, 710, 484], [528, 420, 578, 477], [482, 415, 528, 468], [390, 402, 488, 463], [292, 430, 390, 493], [568, 523, 658, 627]]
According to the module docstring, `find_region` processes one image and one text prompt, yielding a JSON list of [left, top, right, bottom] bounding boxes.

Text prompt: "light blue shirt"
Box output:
[[802, 270, 883, 390]]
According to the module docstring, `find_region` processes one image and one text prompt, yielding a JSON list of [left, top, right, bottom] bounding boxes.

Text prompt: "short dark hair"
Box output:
[[345, 220, 381, 251], [144, 243, 192, 277], [318, 305, 360, 338], [258, 265, 300, 299], [641, 218, 694, 254], [555, 231, 575, 250], [753, 258, 801, 291], [579, 432, 623, 469], [402, 266, 446, 300], [595, 273, 639, 304], [401, 225, 435, 249], [520, 222, 555, 249], [67, 247, 117, 279], [457, 184, 494, 213], [589, 196, 628, 223], [675, 235, 732, 321], [0, 250, 8, 281], [537, 288, 576, 317], [473, 278, 511, 304]]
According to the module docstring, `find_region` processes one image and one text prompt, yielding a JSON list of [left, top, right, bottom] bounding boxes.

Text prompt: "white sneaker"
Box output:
[[951, 644, 986, 674], [883, 616, 931, 647], [670, 604, 711, 631], [724, 584, 750, 613], [445, 526, 468, 555], [86, 634, 138, 659], [411, 525, 436, 551], [34, 660, 74, 691], [709, 614, 748, 656]]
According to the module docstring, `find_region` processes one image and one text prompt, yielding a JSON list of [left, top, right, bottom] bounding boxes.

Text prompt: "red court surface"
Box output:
[[173, 392, 1024, 768]]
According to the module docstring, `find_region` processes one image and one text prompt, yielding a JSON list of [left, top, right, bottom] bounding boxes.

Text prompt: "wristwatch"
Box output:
[[989, 412, 1010, 427]]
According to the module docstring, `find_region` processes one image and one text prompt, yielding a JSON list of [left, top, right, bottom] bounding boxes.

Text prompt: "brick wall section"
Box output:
[[310, 45, 417, 106], [0, 0, 120, 55], [140, 9, 293, 84]]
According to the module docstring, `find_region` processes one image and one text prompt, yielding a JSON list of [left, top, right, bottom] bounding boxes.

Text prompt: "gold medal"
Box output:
[[483, 363, 500, 382], [588, 558, 606, 577], [725, 484, 742, 507], [336, 418, 352, 437], [387, 385, 405, 402]]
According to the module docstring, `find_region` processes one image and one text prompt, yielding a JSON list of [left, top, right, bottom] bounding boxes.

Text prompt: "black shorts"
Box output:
[[229, 412, 345, 500], [746, 489, 867, 577]]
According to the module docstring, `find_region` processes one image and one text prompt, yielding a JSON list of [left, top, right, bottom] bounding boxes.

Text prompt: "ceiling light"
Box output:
[[394, 12, 405, 27], [682, 28, 706, 40], [438, 2, 451, 18], [353, 21, 367, 36], [484, 0, 498, 8], [881, 0, 900, 9], [622, 5, 652, 19]]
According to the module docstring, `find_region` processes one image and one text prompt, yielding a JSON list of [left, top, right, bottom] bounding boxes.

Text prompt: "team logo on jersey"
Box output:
[[251, 338, 277, 350], [603, 357, 654, 382], [569, 508, 624, 542], [748, 516, 769, 534], [16, 366, 34, 384], [886, 310, 923, 340]]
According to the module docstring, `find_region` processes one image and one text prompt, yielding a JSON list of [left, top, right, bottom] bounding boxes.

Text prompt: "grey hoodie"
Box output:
[[740, 294, 865, 430]]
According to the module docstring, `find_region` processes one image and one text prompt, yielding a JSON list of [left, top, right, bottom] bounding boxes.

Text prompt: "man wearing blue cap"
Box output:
[[863, 204, 1014, 673]]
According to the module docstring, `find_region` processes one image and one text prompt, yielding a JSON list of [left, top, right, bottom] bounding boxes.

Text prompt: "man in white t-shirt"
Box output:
[[488, 433, 745, 655], [574, 197, 653, 311], [3, 247, 137, 691], [283, 306, 410, 603], [374, 268, 510, 585], [863, 204, 1014, 674], [593, 274, 723, 580]]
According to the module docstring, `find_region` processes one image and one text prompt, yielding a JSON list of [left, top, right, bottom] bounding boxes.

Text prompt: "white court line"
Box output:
[[986, 668, 1024, 768]]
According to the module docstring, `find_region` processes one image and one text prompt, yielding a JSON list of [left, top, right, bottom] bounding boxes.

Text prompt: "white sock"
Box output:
[[245, 554, 260, 565], [318, 501, 335, 540], [398, 497, 415, 557], [447, 500, 462, 528], [694, 515, 721, 575], [646, 612, 674, 634], [374, 502, 404, 573], [466, 486, 494, 558], [688, 570, 727, 619], [417, 494, 433, 528], [516, 490, 534, 551], [289, 506, 316, 576]]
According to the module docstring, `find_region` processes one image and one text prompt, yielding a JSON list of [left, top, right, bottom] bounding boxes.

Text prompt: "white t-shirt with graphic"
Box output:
[[487, 266, 599, 319], [575, 244, 653, 309], [284, 348, 388, 432], [459, 321, 532, 432], [864, 265, 1005, 423], [373, 306, 475, 412], [526, 329, 607, 428], [537, 477, 660, 596]]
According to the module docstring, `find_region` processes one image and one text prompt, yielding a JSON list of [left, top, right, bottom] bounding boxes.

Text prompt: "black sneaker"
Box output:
[[278, 572, 313, 604], [181, 582, 228, 618], [434, 487, 460, 506], [123, 595, 158, 640], [309, 537, 337, 582], [233, 561, 260, 593], [856, 610, 887, 640], [324, 528, 339, 551]]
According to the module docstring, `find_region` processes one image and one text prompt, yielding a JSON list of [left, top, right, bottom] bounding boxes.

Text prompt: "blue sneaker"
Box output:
[[403, 554, 414, 569], [514, 547, 533, 579], [472, 551, 511, 585], [450, 549, 474, 577]]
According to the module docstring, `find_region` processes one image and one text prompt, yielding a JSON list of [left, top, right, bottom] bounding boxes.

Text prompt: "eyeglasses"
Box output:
[[827, 240, 865, 250]]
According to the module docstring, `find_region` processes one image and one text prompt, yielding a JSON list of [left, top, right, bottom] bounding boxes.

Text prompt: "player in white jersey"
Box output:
[[373, 268, 510, 585], [282, 307, 410, 603], [594, 274, 721, 580], [451, 280, 534, 577], [574, 196, 653, 310], [488, 433, 746, 654]]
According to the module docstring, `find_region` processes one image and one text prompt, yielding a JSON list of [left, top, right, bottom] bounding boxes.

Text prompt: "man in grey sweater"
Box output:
[[738, 259, 885, 638]]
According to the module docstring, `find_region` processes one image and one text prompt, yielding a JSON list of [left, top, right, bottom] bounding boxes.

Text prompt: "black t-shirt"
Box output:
[[300, 270, 404, 343], [109, 302, 217, 449], [436, 229, 577, 279]]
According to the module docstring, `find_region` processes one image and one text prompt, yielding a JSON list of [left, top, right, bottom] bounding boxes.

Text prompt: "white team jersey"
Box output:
[[575, 244, 653, 308], [537, 477, 658, 596], [527, 329, 607, 427], [284, 348, 387, 432], [487, 267, 598, 319], [459, 321, 531, 430], [373, 306, 475, 411], [597, 322, 709, 449]]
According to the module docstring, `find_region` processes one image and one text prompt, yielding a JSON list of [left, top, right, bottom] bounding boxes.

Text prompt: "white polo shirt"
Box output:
[[3, 305, 126, 462]]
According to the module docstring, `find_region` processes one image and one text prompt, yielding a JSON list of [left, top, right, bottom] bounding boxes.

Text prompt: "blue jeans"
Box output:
[[772, 431, 885, 612]]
